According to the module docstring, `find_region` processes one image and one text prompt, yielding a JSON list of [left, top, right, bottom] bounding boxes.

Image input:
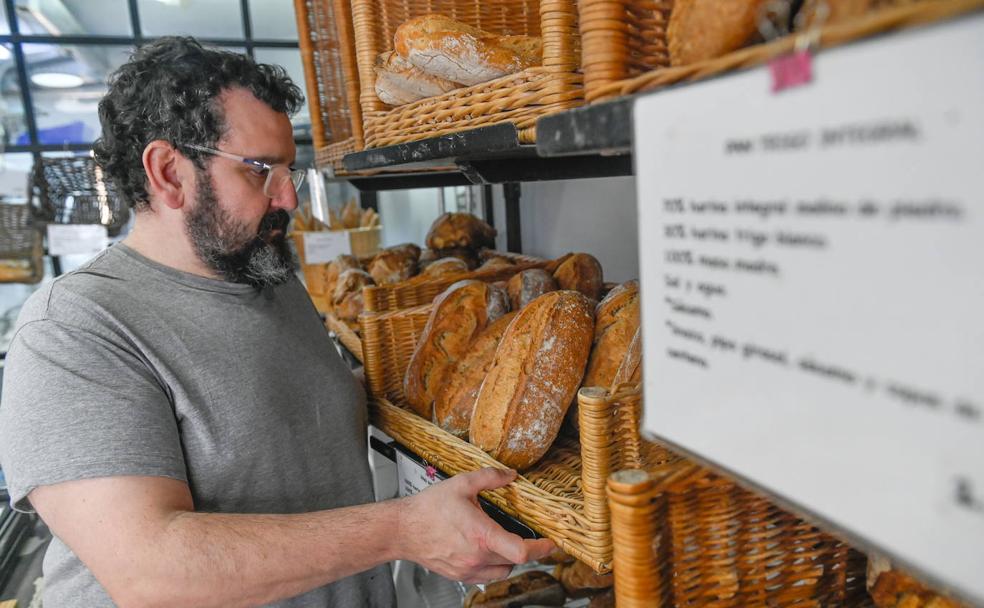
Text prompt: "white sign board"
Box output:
[[634, 15, 984, 603], [302, 231, 351, 264], [395, 450, 444, 498], [46, 224, 109, 256]]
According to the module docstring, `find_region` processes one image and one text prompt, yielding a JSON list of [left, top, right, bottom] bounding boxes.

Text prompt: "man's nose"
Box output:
[[270, 182, 299, 211]]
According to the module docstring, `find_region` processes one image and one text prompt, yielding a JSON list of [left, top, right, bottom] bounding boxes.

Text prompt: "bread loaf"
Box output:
[[470, 290, 594, 469], [553, 560, 614, 598], [322, 254, 361, 299], [611, 326, 642, 387], [332, 268, 374, 322], [588, 589, 616, 608], [553, 253, 603, 301], [507, 268, 558, 310], [374, 50, 462, 106], [403, 280, 504, 418], [433, 247, 480, 270], [367, 246, 419, 285], [420, 256, 468, 278], [583, 280, 640, 389], [668, 0, 770, 66], [394, 15, 541, 87], [569, 280, 640, 431], [426, 212, 497, 250], [463, 570, 565, 608], [434, 311, 517, 438], [867, 556, 963, 608], [480, 256, 515, 268]]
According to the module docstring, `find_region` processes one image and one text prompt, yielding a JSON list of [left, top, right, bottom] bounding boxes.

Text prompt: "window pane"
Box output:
[[24, 44, 133, 146], [1, 44, 28, 147], [14, 0, 132, 36], [137, 0, 243, 39], [253, 48, 311, 140], [249, 1, 298, 40], [1, 3, 9, 35]]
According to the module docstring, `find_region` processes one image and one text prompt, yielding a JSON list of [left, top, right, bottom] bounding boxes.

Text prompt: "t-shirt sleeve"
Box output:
[[0, 319, 187, 512]]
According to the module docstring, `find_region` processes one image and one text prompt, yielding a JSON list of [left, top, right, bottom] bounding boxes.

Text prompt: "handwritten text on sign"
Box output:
[[634, 15, 984, 604]]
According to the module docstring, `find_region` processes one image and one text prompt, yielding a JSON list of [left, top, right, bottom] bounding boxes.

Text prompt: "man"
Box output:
[[0, 37, 553, 607]]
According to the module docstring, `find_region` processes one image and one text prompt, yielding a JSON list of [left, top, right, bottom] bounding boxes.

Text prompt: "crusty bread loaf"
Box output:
[[322, 254, 362, 300], [403, 280, 505, 418], [374, 50, 462, 106], [553, 253, 603, 301], [332, 268, 374, 322], [867, 556, 963, 608], [583, 280, 640, 389], [470, 290, 594, 469], [426, 212, 497, 250], [420, 256, 468, 278], [668, 0, 770, 66], [507, 268, 558, 310], [394, 15, 541, 87], [434, 311, 517, 438], [611, 326, 642, 387], [487, 283, 510, 320], [553, 560, 614, 598], [367, 246, 418, 285], [463, 570, 565, 608], [538, 547, 576, 565], [434, 247, 480, 270]]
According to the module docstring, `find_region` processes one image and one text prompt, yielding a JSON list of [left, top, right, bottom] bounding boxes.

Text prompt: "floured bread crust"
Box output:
[[470, 290, 594, 469]]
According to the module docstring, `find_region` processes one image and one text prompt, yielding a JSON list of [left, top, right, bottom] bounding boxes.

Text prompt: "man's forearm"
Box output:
[[120, 499, 401, 608]]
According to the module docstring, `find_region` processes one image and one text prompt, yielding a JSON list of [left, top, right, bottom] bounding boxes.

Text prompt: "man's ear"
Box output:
[[142, 140, 188, 210]]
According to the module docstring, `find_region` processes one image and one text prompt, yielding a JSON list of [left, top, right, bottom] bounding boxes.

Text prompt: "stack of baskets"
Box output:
[[30, 157, 129, 237], [294, 0, 364, 171], [0, 204, 44, 284]]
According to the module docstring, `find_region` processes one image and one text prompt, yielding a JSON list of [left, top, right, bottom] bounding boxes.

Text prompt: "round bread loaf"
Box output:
[[332, 268, 374, 322], [420, 256, 468, 278], [667, 0, 771, 66], [470, 290, 594, 469], [425, 212, 497, 251], [322, 254, 361, 300], [367, 246, 419, 285], [553, 252, 603, 301], [506, 268, 558, 310]]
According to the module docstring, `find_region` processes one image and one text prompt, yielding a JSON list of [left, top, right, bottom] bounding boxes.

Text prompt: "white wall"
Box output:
[[491, 176, 640, 284]]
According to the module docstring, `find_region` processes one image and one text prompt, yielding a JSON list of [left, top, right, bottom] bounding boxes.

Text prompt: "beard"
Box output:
[[184, 169, 296, 287]]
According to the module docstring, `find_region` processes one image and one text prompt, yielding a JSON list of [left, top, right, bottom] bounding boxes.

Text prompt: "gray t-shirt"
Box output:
[[0, 244, 395, 607]]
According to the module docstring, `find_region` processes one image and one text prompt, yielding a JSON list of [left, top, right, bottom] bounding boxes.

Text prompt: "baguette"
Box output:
[[470, 290, 594, 469], [403, 280, 504, 418], [434, 311, 517, 438], [394, 15, 541, 87], [553, 252, 603, 301]]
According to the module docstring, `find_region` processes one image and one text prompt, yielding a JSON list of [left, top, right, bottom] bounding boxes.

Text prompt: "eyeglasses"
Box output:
[[182, 143, 306, 199]]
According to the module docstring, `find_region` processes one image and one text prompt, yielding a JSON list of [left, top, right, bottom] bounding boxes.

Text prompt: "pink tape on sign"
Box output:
[[770, 50, 813, 93]]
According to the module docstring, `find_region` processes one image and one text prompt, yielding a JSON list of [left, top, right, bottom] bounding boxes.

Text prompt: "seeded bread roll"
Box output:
[[403, 280, 504, 418], [434, 311, 517, 438], [420, 256, 469, 278], [426, 212, 497, 251], [374, 50, 462, 106], [322, 254, 361, 300], [506, 268, 558, 310], [367, 246, 418, 285], [394, 15, 542, 87], [332, 268, 374, 322], [470, 290, 594, 469], [667, 0, 771, 66], [463, 571, 565, 608], [553, 253, 604, 301]]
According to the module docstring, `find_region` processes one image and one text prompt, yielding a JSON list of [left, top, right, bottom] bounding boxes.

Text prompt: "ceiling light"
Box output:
[[155, 0, 188, 6], [31, 72, 84, 88]]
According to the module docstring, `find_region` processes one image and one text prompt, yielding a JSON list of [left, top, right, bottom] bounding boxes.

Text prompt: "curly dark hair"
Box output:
[[93, 37, 304, 210]]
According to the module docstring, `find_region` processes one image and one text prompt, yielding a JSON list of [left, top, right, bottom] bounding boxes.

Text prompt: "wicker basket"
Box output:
[[291, 226, 381, 298], [605, 390, 870, 606], [0, 204, 44, 284], [351, 0, 584, 147], [364, 251, 546, 313], [30, 157, 129, 236], [362, 302, 678, 571], [294, 0, 364, 171], [324, 314, 364, 363], [581, 0, 983, 103]]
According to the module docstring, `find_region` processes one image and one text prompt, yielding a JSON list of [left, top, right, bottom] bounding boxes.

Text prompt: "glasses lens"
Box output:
[[291, 169, 306, 192], [264, 166, 291, 198]]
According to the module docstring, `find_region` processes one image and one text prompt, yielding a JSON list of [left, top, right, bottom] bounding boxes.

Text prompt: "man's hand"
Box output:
[[398, 468, 556, 583]]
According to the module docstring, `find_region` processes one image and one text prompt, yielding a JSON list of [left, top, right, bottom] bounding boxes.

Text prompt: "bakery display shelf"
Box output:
[[535, 96, 634, 158], [339, 121, 633, 189]]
